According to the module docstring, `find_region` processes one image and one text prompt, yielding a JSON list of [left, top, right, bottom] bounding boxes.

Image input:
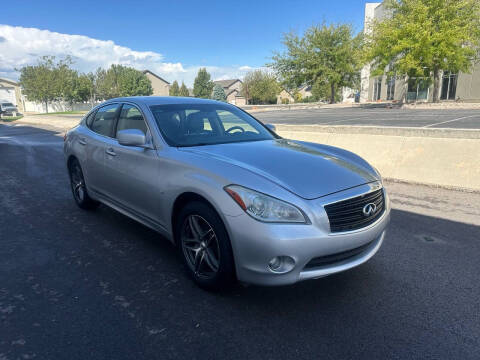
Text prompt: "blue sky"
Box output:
[[1, 0, 371, 84]]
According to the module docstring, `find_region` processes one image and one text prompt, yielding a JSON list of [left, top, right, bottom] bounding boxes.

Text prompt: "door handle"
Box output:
[[79, 138, 87, 145], [105, 148, 116, 156]]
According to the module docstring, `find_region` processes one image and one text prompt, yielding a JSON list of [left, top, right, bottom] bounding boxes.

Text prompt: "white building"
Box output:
[[361, 1, 480, 103]]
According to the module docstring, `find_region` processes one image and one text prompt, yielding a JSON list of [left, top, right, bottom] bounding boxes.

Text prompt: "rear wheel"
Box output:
[[68, 159, 99, 210], [176, 201, 236, 290]]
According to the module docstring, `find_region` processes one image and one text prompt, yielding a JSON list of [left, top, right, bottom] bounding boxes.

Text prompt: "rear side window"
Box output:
[[116, 104, 148, 137], [90, 104, 118, 137], [85, 111, 96, 127]]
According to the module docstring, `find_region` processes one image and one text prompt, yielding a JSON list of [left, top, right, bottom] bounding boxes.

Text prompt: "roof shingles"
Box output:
[[213, 79, 241, 89]]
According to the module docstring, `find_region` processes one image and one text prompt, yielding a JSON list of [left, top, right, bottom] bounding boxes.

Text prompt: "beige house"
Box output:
[[0, 77, 23, 112], [213, 79, 246, 105], [298, 85, 312, 99], [277, 89, 295, 104], [143, 70, 170, 96]]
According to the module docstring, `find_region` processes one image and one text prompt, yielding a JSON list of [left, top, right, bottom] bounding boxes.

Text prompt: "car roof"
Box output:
[[104, 96, 227, 106]]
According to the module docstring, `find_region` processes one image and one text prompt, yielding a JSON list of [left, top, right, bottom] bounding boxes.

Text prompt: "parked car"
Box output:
[[0, 101, 18, 116], [64, 97, 390, 290]]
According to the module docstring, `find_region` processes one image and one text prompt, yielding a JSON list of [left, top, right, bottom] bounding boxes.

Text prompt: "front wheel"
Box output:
[[176, 201, 236, 291], [68, 159, 99, 210]]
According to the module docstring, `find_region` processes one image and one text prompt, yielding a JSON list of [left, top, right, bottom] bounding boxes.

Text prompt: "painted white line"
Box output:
[[324, 117, 373, 125], [423, 115, 478, 128]]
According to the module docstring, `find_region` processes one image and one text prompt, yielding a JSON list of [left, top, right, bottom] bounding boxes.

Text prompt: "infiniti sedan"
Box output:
[[64, 97, 390, 290]]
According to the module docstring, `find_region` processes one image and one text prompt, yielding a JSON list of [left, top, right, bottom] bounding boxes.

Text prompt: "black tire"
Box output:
[[68, 158, 100, 210], [175, 201, 236, 291]]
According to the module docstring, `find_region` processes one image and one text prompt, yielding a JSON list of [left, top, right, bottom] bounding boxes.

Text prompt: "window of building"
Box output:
[[373, 77, 382, 101], [407, 78, 430, 102], [440, 72, 457, 100], [386, 76, 395, 100]]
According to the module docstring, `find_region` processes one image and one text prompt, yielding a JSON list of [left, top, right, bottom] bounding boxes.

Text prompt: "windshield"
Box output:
[[149, 103, 276, 147], [1, 103, 14, 107]]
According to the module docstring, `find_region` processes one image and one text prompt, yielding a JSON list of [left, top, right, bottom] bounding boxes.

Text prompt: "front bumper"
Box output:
[[224, 186, 390, 286], [1, 110, 17, 116]]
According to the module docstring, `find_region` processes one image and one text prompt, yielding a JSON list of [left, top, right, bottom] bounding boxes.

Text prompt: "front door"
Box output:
[[103, 103, 162, 225], [83, 103, 119, 195]]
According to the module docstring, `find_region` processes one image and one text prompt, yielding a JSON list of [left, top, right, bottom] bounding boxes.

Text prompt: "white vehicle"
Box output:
[[0, 101, 18, 116]]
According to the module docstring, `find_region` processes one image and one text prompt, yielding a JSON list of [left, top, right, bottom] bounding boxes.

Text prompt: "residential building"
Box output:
[[212, 79, 245, 105], [276, 85, 314, 104], [297, 85, 312, 99], [143, 70, 170, 96], [361, 2, 480, 103], [277, 89, 295, 104], [0, 77, 23, 112]]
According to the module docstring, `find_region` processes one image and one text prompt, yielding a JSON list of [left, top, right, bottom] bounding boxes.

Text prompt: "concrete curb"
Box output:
[[276, 126, 480, 191], [274, 125, 480, 139]]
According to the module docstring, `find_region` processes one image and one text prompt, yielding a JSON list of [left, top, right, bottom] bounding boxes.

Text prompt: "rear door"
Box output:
[[83, 103, 119, 195], [102, 103, 162, 223]]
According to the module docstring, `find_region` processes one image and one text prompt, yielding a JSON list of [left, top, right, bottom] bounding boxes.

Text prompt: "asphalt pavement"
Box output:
[[255, 107, 480, 129], [1, 123, 479, 359]]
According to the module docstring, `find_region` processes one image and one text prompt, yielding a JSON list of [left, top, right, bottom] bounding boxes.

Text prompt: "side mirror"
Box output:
[[265, 123, 276, 132], [117, 129, 147, 147]]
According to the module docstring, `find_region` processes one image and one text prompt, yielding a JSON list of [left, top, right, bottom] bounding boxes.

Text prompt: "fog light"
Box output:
[[268, 256, 295, 273]]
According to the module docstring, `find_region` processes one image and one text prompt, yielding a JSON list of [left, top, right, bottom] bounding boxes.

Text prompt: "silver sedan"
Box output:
[[64, 97, 390, 290]]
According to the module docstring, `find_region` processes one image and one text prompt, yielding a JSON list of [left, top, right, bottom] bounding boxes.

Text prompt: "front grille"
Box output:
[[304, 240, 374, 269], [324, 188, 385, 233]]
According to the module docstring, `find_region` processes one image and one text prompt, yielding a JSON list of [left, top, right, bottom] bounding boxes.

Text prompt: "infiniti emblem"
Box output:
[[362, 203, 377, 217]]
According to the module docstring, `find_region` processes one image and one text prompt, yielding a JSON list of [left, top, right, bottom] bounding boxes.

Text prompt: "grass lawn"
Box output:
[[42, 111, 87, 115], [0, 115, 24, 122]]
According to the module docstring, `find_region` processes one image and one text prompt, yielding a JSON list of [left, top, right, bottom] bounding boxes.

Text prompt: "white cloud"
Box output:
[[0, 24, 258, 86]]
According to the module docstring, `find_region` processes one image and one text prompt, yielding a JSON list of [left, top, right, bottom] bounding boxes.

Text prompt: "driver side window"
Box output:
[[216, 110, 259, 134], [116, 104, 148, 137]]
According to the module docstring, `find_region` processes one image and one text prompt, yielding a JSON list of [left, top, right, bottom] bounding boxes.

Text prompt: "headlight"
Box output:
[[373, 166, 383, 183], [224, 185, 307, 223]]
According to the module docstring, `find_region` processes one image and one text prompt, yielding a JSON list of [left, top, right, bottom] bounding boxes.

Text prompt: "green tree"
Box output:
[[54, 57, 93, 107], [212, 84, 227, 102], [95, 68, 112, 100], [96, 65, 152, 99], [85, 70, 101, 105], [242, 70, 280, 104], [56, 59, 78, 108], [117, 66, 153, 97], [96, 66, 118, 99], [293, 91, 303, 103], [169, 80, 180, 96], [179, 82, 190, 97], [19, 56, 64, 113], [270, 23, 362, 104], [193, 68, 214, 98], [75, 74, 94, 102], [311, 79, 341, 103], [364, 0, 480, 102], [57, 62, 93, 108]]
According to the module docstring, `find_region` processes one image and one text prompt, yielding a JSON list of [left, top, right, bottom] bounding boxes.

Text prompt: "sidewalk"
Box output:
[[12, 114, 83, 132]]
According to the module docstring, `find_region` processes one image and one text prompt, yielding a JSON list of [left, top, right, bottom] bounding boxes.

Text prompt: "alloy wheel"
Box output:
[[181, 214, 220, 279], [70, 162, 86, 203]]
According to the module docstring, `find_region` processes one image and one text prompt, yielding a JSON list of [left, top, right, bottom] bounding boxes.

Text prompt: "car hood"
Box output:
[[180, 139, 379, 199]]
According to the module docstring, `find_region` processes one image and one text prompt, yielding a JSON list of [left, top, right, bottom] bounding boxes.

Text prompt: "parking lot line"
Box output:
[[423, 115, 478, 128], [324, 116, 373, 125]]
